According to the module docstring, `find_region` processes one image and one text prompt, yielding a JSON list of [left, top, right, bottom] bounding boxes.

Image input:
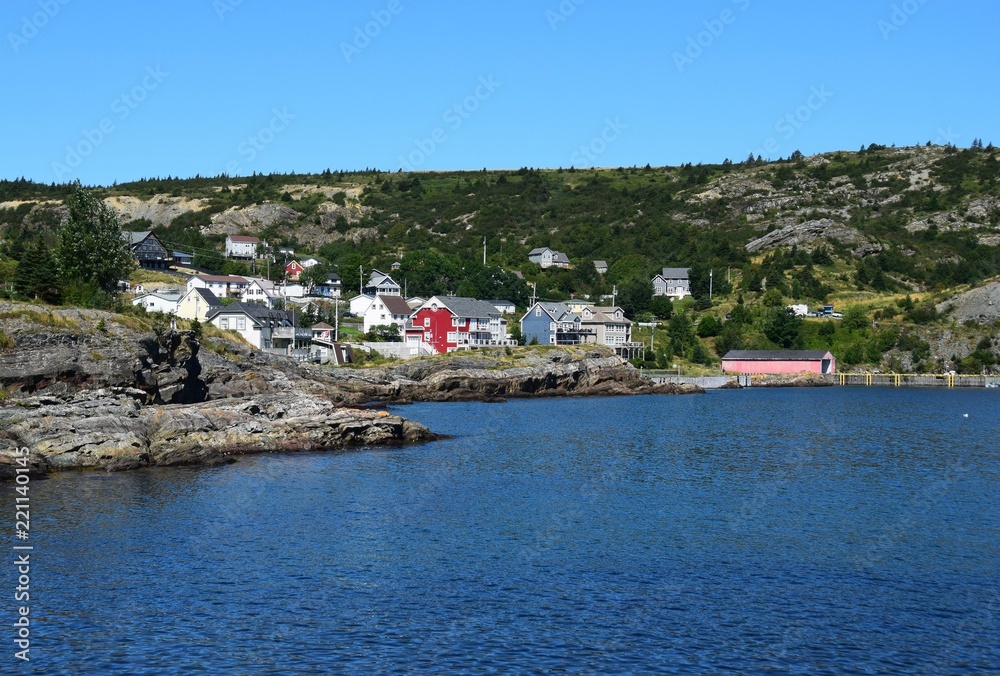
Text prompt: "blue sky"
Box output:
[[2, 0, 997, 185]]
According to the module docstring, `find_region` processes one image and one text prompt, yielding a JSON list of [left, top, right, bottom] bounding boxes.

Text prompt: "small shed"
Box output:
[[722, 350, 836, 375]]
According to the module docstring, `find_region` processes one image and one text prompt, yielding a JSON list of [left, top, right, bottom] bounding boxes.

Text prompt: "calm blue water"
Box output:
[[8, 388, 1000, 673]]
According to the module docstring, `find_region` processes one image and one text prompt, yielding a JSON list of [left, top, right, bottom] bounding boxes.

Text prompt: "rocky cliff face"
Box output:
[[0, 303, 205, 404]]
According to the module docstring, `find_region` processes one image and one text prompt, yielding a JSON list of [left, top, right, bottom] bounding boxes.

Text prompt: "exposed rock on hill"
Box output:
[[105, 195, 208, 227], [745, 218, 864, 253], [936, 279, 1000, 325], [204, 203, 302, 235]]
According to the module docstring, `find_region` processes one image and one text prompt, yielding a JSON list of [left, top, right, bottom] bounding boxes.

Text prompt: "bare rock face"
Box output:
[[0, 391, 437, 477], [0, 304, 206, 404], [204, 203, 302, 235], [745, 218, 862, 253], [936, 280, 1000, 325], [105, 195, 209, 227]]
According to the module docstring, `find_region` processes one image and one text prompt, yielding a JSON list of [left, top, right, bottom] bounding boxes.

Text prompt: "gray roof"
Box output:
[[206, 302, 291, 325], [528, 247, 551, 256], [528, 302, 579, 323], [187, 287, 221, 306], [552, 252, 570, 264], [660, 267, 691, 279], [486, 299, 514, 306], [366, 270, 399, 288], [722, 350, 833, 361], [125, 231, 155, 245], [581, 306, 631, 325], [593, 260, 608, 267], [434, 296, 499, 319]]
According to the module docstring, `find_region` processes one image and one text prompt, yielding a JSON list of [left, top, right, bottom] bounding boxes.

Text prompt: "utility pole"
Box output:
[[612, 285, 617, 307], [709, 269, 713, 301], [530, 282, 537, 306], [334, 297, 339, 342], [359, 265, 364, 295], [483, 236, 486, 265]]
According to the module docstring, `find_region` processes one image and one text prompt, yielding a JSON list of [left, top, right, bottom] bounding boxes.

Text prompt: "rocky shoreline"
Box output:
[[0, 302, 701, 477], [0, 390, 437, 479]]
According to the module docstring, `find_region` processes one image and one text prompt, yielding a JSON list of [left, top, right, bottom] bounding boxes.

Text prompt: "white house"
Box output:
[[486, 299, 516, 315], [279, 282, 307, 299], [241, 278, 280, 308], [225, 235, 263, 259], [300, 257, 321, 269], [187, 274, 250, 298], [131, 292, 181, 315], [593, 260, 608, 274], [350, 294, 376, 316], [528, 247, 570, 269], [363, 294, 414, 334], [652, 267, 691, 299]]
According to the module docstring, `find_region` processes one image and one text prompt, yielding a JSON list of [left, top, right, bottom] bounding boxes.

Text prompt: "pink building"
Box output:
[[722, 350, 836, 375]]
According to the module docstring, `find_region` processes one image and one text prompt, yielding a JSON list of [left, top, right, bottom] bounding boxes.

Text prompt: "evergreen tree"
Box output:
[[13, 238, 61, 303], [57, 185, 134, 294]]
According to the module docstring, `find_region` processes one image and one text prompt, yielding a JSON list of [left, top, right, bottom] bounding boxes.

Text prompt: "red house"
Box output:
[[285, 260, 305, 281], [722, 350, 836, 375], [404, 296, 502, 354]]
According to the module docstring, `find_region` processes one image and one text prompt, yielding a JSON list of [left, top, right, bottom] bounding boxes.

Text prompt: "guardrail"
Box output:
[[831, 373, 1000, 388]]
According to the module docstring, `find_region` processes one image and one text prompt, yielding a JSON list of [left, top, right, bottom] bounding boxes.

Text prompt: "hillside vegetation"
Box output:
[[1, 142, 999, 373]]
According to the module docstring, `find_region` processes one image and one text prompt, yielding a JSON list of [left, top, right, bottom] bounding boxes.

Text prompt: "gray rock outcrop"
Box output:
[[0, 391, 436, 478]]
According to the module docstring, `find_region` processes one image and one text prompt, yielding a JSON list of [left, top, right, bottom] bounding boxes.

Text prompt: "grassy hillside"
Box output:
[[1, 142, 998, 373]]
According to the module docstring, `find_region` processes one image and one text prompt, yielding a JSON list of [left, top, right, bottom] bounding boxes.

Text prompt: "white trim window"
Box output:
[[237, 317, 246, 331]]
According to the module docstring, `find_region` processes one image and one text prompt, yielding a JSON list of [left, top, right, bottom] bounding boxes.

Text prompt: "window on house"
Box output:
[[220, 319, 229, 330], [424, 317, 430, 327], [237, 318, 246, 331]]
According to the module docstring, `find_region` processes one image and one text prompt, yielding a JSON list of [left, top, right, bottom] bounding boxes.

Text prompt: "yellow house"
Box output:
[[176, 287, 222, 322]]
